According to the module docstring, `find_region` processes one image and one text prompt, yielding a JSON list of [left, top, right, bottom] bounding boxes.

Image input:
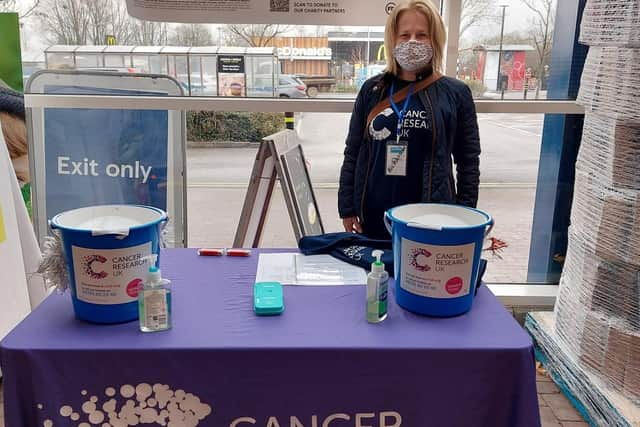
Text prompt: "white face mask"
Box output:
[[393, 40, 434, 72]]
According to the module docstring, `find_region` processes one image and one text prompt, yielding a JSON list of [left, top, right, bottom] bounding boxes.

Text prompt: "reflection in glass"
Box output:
[[75, 54, 100, 68], [104, 54, 127, 68]]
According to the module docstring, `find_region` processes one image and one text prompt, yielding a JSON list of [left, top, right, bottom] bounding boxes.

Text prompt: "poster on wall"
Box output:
[[43, 86, 169, 216], [126, 0, 406, 26], [0, 13, 24, 91], [217, 56, 246, 97]]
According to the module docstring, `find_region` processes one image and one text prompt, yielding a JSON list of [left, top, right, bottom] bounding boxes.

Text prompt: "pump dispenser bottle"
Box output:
[[367, 250, 389, 323], [138, 255, 172, 332]]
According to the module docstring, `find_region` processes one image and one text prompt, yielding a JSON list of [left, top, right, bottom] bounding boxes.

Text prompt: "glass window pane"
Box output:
[[458, 1, 560, 100], [104, 54, 127, 67], [46, 52, 75, 69], [189, 56, 204, 95], [174, 55, 189, 93], [149, 56, 167, 75], [132, 55, 151, 73], [246, 56, 276, 98], [201, 56, 218, 96], [75, 54, 100, 68], [183, 111, 544, 285]]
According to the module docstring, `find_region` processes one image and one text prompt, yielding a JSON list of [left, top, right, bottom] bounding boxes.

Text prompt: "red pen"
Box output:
[[198, 248, 225, 256], [226, 248, 251, 257]]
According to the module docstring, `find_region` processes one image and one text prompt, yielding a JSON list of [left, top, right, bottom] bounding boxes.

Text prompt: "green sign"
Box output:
[[0, 13, 23, 92]]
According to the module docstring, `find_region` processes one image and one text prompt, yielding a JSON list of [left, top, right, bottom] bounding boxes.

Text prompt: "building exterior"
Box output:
[[269, 36, 332, 77], [328, 31, 385, 87], [474, 44, 536, 91]]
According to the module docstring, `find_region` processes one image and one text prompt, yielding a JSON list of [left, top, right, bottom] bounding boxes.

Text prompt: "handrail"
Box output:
[[25, 94, 585, 114]]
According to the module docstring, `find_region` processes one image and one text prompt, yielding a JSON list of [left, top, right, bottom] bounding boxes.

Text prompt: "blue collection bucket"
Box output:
[[384, 203, 493, 317], [50, 205, 167, 324]]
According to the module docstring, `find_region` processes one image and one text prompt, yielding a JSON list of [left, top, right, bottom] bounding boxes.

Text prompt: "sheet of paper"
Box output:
[[294, 254, 367, 285], [256, 253, 367, 286], [255, 253, 297, 285]]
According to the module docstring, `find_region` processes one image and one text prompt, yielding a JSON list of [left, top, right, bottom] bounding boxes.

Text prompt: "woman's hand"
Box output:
[[342, 216, 363, 233]]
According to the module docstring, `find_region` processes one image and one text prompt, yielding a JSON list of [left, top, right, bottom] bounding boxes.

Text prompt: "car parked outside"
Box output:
[[277, 74, 307, 98]]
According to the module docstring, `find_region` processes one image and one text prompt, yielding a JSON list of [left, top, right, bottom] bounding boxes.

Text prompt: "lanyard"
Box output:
[[389, 81, 415, 143]]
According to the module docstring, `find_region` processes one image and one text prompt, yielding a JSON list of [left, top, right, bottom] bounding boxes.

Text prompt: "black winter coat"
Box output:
[[338, 72, 481, 227]]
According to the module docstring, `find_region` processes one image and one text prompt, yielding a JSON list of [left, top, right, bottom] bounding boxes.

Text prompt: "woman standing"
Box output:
[[338, 0, 480, 239]]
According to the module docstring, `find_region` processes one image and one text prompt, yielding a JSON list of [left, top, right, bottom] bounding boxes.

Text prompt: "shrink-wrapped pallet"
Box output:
[[580, 0, 640, 47]]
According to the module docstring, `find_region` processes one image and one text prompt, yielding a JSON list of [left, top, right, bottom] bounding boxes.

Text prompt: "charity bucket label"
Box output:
[[400, 237, 475, 299], [71, 242, 152, 305]]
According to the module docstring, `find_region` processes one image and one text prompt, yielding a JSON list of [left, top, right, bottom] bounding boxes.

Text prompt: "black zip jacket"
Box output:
[[338, 72, 481, 227]]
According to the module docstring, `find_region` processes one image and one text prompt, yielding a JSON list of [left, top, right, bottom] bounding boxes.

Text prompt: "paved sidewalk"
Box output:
[[187, 185, 536, 283]]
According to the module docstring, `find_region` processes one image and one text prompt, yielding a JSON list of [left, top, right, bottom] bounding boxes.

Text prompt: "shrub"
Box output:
[[463, 79, 487, 98], [187, 111, 285, 143]]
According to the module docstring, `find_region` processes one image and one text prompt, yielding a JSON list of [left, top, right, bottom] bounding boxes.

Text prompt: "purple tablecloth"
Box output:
[[1, 249, 540, 427]]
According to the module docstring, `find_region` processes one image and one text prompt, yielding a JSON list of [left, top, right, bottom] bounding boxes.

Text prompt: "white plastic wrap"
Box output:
[[527, 312, 640, 426], [578, 47, 640, 123], [547, 1, 640, 410], [577, 113, 640, 190], [553, 127, 640, 401], [554, 229, 640, 401], [580, 0, 640, 47]]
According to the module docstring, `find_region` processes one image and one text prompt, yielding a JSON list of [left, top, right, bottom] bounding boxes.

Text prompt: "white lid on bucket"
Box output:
[[389, 204, 490, 230], [51, 205, 167, 236]]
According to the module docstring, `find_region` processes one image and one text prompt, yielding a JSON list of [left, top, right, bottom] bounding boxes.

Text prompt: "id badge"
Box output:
[[386, 140, 408, 176]]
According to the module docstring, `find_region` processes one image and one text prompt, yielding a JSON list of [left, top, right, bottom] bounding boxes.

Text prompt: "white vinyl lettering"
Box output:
[[380, 411, 402, 427], [57, 156, 71, 174], [230, 417, 257, 426], [322, 413, 350, 427], [106, 164, 120, 178], [290, 416, 319, 427], [139, 163, 151, 183], [266, 416, 282, 427], [355, 413, 376, 427]]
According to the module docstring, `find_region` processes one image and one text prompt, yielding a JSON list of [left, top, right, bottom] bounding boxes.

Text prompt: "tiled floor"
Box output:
[[535, 364, 590, 426], [0, 369, 588, 427]]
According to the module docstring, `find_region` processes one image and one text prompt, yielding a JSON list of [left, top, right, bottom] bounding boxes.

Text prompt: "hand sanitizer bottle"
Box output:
[[367, 250, 389, 323], [139, 255, 172, 332]]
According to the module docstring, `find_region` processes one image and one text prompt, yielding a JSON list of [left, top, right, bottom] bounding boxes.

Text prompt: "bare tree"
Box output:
[[169, 24, 212, 46], [522, 0, 555, 98], [36, 0, 137, 45], [460, 0, 498, 40], [84, 0, 132, 45], [224, 24, 290, 47], [350, 46, 365, 66], [38, 0, 89, 45], [0, 0, 41, 18], [131, 20, 168, 46]]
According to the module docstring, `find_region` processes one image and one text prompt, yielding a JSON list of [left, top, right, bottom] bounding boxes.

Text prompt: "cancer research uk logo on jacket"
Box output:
[[37, 382, 403, 426]]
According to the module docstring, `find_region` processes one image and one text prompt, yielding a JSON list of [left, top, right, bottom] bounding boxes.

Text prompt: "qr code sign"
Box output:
[[270, 0, 290, 12]]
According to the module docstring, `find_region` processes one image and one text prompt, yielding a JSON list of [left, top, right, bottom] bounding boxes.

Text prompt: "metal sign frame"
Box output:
[[234, 129, 324, 247], [26, 70, 187, 247]]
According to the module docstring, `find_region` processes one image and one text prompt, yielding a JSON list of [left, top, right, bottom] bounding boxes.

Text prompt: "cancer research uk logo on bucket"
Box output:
[[82, 254, 109, 279], [401, 238, 474, 299], [409, 247, 432, 272], [71, 242, 151, 305]]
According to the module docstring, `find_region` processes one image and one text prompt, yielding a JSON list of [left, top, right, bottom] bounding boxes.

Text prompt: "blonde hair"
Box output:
[[384, 0, 447, 75], [0, 111, 28, 159]]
